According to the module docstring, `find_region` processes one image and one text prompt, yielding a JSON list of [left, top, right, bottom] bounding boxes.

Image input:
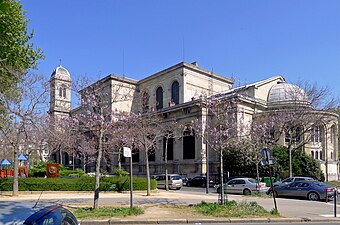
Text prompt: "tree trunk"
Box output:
[[165, 137, 169, 191], [145, 149, 151, 196], [93, 127, 104, 209], [13, 147, 19, 196], [219, 149, 225, 204]]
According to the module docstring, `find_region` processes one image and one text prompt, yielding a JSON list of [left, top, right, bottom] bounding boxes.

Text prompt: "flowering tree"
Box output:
[[48, 75, 134, 208], [0, 73, 49, 195], [124, 112, 165, 196], [193, 94, 243, 204]]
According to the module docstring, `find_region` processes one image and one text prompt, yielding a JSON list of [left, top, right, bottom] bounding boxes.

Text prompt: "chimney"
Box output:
[[191, 61, 198, 67]]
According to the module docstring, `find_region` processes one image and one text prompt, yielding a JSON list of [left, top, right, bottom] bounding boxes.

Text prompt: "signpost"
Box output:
[[260, 147, 277, 212], [123, 147, 133, 209]]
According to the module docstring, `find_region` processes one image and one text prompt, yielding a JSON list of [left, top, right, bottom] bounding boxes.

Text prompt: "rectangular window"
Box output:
[[312, 126, 321, 143]]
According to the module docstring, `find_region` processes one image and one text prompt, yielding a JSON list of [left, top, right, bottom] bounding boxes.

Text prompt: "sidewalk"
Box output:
[[1, 191, 340, 224]]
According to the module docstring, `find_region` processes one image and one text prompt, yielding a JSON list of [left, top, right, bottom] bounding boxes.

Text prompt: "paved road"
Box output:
[[1, 188, 339, 219]]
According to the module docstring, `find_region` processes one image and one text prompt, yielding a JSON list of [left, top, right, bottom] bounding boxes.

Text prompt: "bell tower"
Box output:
[[49, 65, 72, 120]]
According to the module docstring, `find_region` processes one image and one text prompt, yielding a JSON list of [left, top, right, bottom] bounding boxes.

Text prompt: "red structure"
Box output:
[[46, 164, 59, 178]]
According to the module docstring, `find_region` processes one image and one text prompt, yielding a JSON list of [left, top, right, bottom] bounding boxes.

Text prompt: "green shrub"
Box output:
[[0, 176, 156, 191], [113, 168, 129, 177]]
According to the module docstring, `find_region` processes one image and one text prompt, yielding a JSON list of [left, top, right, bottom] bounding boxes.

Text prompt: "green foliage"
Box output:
[[0, 176, 157, 191], [222, 144, 324, 182], [59, 169, 85, 177], [113, 168, 129, 177], [74, 207, 144, 219], [269, 146, 324, 181], [28, 161, 49, 177], [270, 208, 280, 215], [0, 0, 44, 103], [192, 201, 277, 217], [28, 162, 85, 177], [223, 144, 258, 177]]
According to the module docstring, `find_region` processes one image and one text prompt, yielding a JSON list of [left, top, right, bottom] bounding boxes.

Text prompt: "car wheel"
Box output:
[[243, 189, 251, 195], [187, 182, 191, 187], [308, 192, 320, 201], [201, 183, 206, 188]]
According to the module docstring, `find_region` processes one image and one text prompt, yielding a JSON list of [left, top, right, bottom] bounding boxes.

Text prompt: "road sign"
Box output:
[[123, 147, 131, 157], [260, 148, 276, 165]]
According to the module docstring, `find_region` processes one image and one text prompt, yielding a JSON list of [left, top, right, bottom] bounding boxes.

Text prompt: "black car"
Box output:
[[186, 176, 214, 187]]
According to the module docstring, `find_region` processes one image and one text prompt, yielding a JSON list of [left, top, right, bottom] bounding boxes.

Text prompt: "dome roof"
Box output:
[[51, 65, 71, 81], [267, 81, 310, 107]]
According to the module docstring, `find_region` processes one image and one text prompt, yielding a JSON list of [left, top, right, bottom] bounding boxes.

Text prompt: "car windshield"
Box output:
[[171, 175, 181, 180], [248, 178, 258, 183], [282, 178, 293, 182]]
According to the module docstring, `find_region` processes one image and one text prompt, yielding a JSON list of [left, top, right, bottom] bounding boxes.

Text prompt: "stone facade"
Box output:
[[49, 62, 339, 181]]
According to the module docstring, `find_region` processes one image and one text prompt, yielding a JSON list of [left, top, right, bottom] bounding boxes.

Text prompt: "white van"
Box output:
[[154, 174, 183, 190]]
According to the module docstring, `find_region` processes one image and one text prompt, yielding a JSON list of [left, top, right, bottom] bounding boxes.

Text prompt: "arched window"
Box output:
[[156, 87, 163, 110], [163, 136, 174, 161], [171, 81, 179, 105], [183, 126, 195, 159], [142, 91, 150, 113], [331, 126, 336, 144], [59, 87, 66, 98], [132, 148, 140, 163], [63, 88, 66, 98], [320, 151, 323, 160], [331, 151, 333, 160], [311, 125, 322, 143], [311, 151, 314, 159], [315, 151, 319, 159]]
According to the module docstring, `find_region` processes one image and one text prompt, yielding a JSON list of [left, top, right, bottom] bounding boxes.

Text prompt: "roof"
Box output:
[[50, 65, 72, 82]]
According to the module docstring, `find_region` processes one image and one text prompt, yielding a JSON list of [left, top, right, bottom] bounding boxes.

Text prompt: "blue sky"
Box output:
[[22, 0, 340, 97]]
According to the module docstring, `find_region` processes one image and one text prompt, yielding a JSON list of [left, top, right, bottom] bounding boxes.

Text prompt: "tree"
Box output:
[[0, 73, 49, 196], [0, 0, 44, 108], [193, 95, 242, 204], [124, 112, 165, 196], [254, 81, 338, 179], [49, 75, 134, 209], [271, 145, 324, 181]]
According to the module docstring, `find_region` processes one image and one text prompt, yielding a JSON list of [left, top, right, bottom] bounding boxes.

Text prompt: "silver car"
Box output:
[[154, 174, 183, 190], [214, 177, 268, 195]]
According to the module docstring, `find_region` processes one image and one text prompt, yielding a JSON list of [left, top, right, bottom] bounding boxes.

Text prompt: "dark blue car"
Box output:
[[267, 180, 334, 201]]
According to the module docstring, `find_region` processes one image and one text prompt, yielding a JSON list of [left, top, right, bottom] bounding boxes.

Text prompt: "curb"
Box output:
[[79, 217, 340, 224]]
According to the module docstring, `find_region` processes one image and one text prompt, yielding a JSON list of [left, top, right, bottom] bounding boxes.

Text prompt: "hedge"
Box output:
[[0, 176, 157, 192]]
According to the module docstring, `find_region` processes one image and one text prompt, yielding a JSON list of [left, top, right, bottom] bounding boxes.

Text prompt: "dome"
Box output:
[[267, 81, 310, 107], [51, 65, 71, 81]]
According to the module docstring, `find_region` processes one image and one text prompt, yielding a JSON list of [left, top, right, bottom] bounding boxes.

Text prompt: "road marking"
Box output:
[[320, 214, 337, 217]]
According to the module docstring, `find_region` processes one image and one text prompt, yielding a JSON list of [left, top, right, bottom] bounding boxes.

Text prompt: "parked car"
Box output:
[[153, 174, 183, 190], [273, 176, 314, 187], [186, 176, 214, 187], [267, 180, 334, 201], [214, 177, 268, 195], [0, 204, 78, 225]]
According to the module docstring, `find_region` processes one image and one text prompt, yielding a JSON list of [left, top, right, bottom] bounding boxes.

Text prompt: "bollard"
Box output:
[[335, 187, 337, 218]]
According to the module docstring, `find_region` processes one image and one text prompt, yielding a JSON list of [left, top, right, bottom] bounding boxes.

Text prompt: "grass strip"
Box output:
[[74, 206, 144, 219], [192, 201, 279, 218]]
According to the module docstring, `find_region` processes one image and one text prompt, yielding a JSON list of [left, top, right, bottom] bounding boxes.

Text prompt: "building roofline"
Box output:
[[138, 61, 234, 85], [80, 74, 138, 93]]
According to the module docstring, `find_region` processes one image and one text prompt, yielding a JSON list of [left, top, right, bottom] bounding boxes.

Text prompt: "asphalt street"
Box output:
[[1, 187, 340, 224]]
